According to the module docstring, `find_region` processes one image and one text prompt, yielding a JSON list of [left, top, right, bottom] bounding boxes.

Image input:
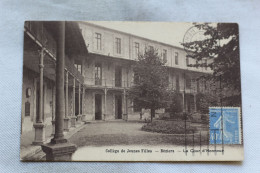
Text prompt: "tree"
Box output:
[[166, 91, 183, 116], [196, 93, 218, 114], [127, 48, 169, 122], [182, 23, 241, 105]]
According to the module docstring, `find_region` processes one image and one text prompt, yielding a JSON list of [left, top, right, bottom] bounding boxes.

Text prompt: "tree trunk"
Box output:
[[151, 108, 155, 122]]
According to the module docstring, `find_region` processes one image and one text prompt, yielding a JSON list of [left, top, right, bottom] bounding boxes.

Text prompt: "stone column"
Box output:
[[51, 86, 56, 136], [33, 47, 45, 145], [70, 77, 77, 127], [194, 94, 197, 112], [42, 22, 76, 161], [77, 82, 82, 122], [82, 87, 86, 121], [126, 94, 128, 120], [51, 21, 66, 144], [182, 92, 185, 113], [64, 70, 70, 131], [123, 89, 128, 121], [104, 88, 107, 121]]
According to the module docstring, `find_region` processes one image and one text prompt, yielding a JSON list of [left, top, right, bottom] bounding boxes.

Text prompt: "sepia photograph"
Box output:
[[20, 21, 243, 161]]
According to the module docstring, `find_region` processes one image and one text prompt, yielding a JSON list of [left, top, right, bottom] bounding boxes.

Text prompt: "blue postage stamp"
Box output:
[[209, 107, 241, 144]]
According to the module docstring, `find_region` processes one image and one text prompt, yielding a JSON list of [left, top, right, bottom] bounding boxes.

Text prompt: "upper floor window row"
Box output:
[[93, 34, 191, 68]]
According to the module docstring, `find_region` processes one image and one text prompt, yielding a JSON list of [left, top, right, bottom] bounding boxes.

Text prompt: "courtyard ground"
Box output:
[[68, 121, 208, 147]]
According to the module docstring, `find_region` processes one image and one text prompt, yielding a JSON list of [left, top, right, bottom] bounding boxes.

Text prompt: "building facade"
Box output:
[[21, 21, 212, 142], [78, 22, 212, 121]]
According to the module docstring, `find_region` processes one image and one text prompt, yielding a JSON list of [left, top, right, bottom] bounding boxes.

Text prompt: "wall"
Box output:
[[21, 68, 54, 133], [21, 68, 37, 133], [79, 22, 212, 74]]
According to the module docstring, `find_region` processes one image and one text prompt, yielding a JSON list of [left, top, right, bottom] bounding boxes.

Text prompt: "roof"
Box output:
[[43, 21, 88, 57], [65, 21, 88, 57]]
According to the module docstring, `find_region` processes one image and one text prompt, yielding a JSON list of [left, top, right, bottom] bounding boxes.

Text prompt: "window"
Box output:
[[74, 63, 82, 74], [134, 42, 139, 58], [25, 101, 30, 117], [95, 63, 102, 85], [186, 57, 189, 66], [115, 38, 121, 54], [95, 33, 102, 50], [175, 52, 178, 65], [115, 66, 122, 87], [196, 60, 198, 69], [163, 49, 167, 62]]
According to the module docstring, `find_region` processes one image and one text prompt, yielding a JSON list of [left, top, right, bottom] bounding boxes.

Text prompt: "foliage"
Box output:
[[182, 23, 241, 96], [127, 48, 169, 122], [196, 93, 218, 114], [142, 120, 195, 134], [166, 91, 183, 116]]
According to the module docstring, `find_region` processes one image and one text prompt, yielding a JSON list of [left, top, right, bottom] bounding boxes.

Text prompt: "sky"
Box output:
[[87, 21, 194, 48]]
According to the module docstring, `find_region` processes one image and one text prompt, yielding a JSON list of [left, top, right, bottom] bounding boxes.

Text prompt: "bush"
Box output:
[[142, 120, 195, 134], [196, 93, 217, 114], [166, 92, 183, 116]]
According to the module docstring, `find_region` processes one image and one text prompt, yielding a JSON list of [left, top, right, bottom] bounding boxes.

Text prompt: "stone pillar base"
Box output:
[[64, 117, 70, 132], [81, 114, 86, 122], [70, 116, 77, 127], [41, 142, 77, 161], [77, 115, 82, 123], [32, 123, 46, 145], [51, 120, 55, 136]]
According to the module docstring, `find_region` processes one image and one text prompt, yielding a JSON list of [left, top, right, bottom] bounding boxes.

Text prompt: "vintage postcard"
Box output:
[[20, 21, 243, 161]]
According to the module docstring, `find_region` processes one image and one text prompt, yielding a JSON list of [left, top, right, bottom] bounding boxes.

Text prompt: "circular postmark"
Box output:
[[183, 25, 209, 56]]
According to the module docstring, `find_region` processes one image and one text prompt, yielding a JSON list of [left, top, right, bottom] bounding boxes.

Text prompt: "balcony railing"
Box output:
[[65, 56, 84, 83], [24, 21, 57, 56], [84, 78, 134, 89], [25, 22, 84, 84]]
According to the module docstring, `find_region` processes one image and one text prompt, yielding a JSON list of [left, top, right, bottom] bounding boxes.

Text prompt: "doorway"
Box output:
[[95, 94, 102, 120], [75, 92, 82, 115], [115, 95, 122, 119]]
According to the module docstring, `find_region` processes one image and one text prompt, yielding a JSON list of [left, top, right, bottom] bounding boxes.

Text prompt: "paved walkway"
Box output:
[[69, 121, 192, 147], [20, 122, 86, 160]]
